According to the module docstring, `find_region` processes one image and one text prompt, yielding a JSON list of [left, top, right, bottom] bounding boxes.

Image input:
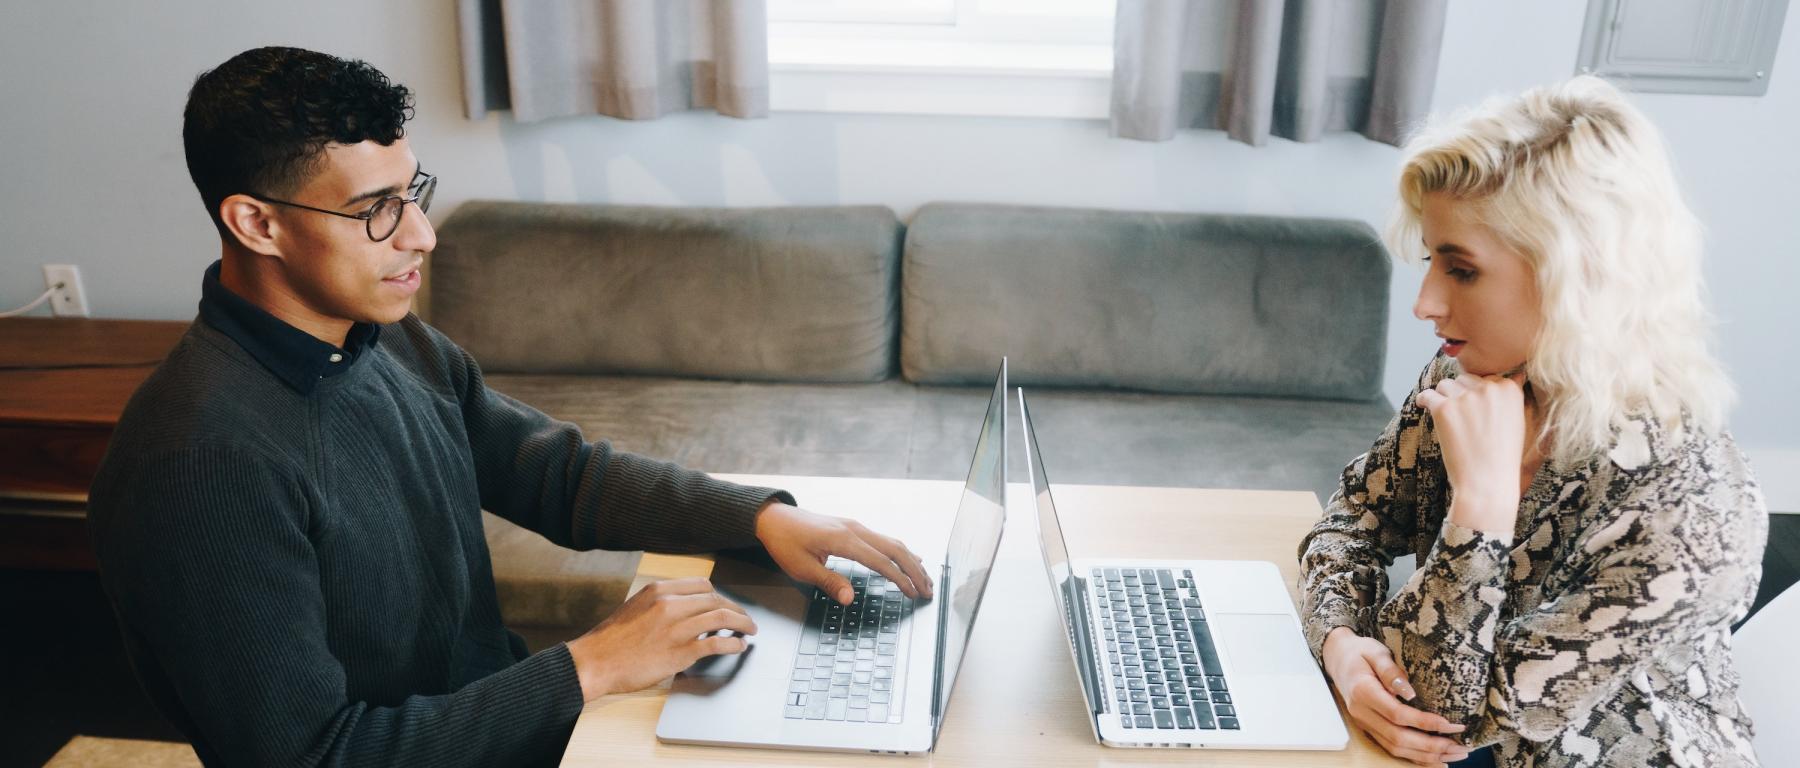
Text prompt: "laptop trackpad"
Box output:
[[1218, 614, 1311, 676], [680, 584, 808, 679]]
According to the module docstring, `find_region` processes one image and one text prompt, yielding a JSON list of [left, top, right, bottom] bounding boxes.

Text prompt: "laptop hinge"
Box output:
[[1068, 576, 1107, 716], [929, 561, 952, 750]]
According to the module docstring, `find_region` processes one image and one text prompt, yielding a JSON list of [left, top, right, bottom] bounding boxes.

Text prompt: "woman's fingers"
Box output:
[[1418, 375, 1469, 412], [1370, 688, 1466, 735], [1387, 723, 1468, 762], [1364, 726, 1441, 767], [1416, 389, 1445, 410], [1356, 643, 1462, 733], [1388, 725, 1470, 765], [1364, 646, 1418, 701], [1326, 632, 1471, 764], [1356, 706, 1469, 766], [1342, 665, 1468, 765]]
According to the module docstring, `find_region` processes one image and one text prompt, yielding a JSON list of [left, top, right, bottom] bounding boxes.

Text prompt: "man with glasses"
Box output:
[[86, 46, 933, 767]]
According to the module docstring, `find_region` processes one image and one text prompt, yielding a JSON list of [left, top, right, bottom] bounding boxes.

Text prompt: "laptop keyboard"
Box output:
[[784, 560, 914, 723], [1096, 568, 1240, 731]]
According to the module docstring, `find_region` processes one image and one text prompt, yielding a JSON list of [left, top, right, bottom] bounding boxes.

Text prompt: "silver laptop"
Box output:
[[1018, 388, 1348, 750], [656, 360, 1008, 755]]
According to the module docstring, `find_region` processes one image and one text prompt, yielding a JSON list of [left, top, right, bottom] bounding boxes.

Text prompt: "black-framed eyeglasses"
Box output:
[[251, 171, 437, 243]]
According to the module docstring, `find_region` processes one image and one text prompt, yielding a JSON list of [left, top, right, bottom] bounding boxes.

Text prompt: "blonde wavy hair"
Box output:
[[1386, 75, 1733, 466]]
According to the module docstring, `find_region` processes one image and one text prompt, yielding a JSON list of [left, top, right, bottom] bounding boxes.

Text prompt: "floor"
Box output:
[[1, 570, 183, 768], [5, 514, 1797, 768]]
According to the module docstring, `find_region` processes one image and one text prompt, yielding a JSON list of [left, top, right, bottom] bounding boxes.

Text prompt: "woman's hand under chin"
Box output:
[[1415, 372, 1531, 536]]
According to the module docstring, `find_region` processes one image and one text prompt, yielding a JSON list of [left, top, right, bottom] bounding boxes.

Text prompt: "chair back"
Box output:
[[1734, 581, 1800, 764]]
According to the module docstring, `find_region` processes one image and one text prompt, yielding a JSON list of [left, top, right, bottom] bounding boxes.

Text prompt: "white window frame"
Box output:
[[767, 0, 1116, 119], [770, 0, 957, 26]]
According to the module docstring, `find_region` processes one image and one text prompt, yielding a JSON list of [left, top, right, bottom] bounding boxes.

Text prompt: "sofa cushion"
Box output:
[[484, 374, 1395, 507], [901, 203, 1391, 401], [430, 202, 902, 382]]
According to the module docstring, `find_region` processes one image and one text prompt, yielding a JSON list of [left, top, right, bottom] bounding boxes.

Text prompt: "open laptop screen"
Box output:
[[1020, 389, 1105, 719], [1021, 390, 1074, 590], [931, 359, 1007, 734]]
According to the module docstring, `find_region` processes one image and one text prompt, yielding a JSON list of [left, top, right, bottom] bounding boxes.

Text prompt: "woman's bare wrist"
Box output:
[[1448, 494, 1518, 536], [1322, 626, 1358, 671]]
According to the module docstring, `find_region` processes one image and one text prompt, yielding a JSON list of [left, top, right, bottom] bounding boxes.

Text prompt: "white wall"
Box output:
[[3, 1, 1795, 506]]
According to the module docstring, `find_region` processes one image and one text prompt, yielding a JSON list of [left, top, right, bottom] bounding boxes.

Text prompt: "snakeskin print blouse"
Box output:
[[1298, 355, 1768, 767]]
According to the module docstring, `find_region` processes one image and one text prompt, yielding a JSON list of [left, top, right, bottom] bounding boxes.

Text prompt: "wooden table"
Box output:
[[562, 474, 1400, 767], [0, 317, 189, 568]]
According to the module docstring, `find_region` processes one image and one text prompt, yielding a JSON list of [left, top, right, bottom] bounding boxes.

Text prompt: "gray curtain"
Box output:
[[1111, 0, 1447, 146], [457, 0, 769, 122]]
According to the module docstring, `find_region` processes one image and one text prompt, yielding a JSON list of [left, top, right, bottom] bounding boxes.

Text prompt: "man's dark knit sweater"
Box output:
[[87, 264, 791, 767]]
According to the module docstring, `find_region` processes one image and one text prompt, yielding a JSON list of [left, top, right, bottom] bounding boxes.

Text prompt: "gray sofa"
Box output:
[[424, 201, 1396, 649]]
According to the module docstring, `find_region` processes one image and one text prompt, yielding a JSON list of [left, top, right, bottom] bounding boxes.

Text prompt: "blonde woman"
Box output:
[[1298, 76, 1768, 767]]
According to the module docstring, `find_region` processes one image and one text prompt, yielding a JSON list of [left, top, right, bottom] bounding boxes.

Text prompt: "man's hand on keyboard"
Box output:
[[755, 502, 934, 605], [567, 577, 756, 700]]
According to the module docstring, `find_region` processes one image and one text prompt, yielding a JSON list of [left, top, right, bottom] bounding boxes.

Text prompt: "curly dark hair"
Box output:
[[183, 46, 415, 240]]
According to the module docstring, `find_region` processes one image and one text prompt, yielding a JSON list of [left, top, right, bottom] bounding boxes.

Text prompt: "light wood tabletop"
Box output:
[[562, 474, 1403, 767]]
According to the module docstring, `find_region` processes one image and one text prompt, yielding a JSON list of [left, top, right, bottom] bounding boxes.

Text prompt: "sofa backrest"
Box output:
[[901, 203, 1391, 401], [429, 201, 902, 383]]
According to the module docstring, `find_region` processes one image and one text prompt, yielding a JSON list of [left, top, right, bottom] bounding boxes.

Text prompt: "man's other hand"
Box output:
[[754, 502, 934, 605], [567, 577, 755, 700]]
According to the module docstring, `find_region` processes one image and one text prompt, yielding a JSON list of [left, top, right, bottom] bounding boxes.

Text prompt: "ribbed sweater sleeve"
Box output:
[[445, 337, 794, 554], [93, 445, 586, 768], [1296, 356, 1446, 661]]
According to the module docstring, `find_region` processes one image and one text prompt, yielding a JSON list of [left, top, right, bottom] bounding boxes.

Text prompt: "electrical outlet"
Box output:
[[43, 264, 90, 317]]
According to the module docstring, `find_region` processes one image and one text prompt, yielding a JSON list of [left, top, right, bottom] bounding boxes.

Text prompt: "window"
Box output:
[[767, 0, 1116, 118], [770, 0, 956, 26], [1577, 0, 1789, 96]]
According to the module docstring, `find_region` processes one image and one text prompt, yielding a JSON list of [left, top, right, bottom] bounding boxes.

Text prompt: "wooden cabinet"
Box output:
[[0, 317, 188, 569]]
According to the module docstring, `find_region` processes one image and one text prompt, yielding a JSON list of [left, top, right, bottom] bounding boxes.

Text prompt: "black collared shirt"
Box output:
[[197, 260, 380, 395]]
